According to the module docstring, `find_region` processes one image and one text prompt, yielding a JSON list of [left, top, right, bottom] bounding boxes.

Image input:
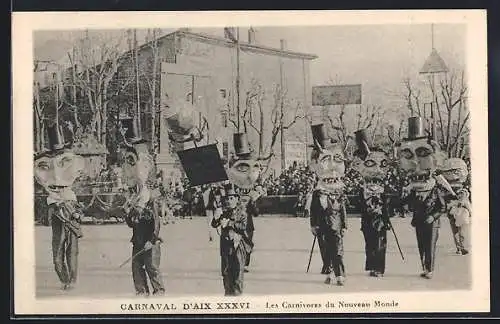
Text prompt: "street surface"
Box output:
[[35, 215, 471, 298]]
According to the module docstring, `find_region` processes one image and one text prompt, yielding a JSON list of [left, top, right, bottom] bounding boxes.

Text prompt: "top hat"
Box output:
[[404, 116, 428, 141], [233, 133, 252, 158], [310, 123, 334, 150], [119, 114, 148, 146], [354, 129, 371, 161], [224, 183, 239, 197]]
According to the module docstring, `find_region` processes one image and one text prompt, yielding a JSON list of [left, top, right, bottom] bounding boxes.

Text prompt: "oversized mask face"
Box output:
[[441, 158, 468, 188], [352, 150, 389, 193], [34, 151, 84, 194], [398, 138, 445, 191], [228, 158, 261, 190], [121, 150, 154, 188], [310, 146, 345, 192]]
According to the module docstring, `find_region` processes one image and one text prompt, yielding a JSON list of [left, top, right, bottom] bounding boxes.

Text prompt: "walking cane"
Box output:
[[119, 248, 146, 268], [306, 236, 317, 273], [387, 218, 405, 261], [118, 242, 160, 268]]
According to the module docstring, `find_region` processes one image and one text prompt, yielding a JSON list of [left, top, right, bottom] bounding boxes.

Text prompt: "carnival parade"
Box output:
[[32, 26, 472, 298]]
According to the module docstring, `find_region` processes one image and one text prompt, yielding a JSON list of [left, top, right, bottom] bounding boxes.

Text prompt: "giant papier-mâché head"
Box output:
[[351, 129, 389, 195], [227, 133, 261, 190], [441, 157, 469, 190], [34, 121, 85, 195], [119, 115, 154, 188], [309, 123, 346, 193], [398, 117, 446, 191]]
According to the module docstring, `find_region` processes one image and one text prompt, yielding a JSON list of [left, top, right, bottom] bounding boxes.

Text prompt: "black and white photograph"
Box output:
[[13, 10, 489, 315]]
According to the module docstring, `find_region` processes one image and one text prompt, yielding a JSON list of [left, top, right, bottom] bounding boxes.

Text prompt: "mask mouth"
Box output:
[[410, 170, 431, 182], [365, 177, 385, 186], [47, 185, 69, 193], [322, 177, 341, 184]]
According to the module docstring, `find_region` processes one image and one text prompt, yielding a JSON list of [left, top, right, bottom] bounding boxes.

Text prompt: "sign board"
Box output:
[[312, 84, 362, 106], [285, 141, 307, 168]]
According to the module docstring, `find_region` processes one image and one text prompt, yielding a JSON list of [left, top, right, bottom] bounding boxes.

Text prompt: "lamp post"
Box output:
[[419, 24, 449, 141]]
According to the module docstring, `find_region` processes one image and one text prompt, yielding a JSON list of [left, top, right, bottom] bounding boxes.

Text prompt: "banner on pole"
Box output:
[[312, 84, 362, 106]]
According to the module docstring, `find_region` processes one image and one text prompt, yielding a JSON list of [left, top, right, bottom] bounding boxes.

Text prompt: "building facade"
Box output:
[[152, 29, 317, 180]]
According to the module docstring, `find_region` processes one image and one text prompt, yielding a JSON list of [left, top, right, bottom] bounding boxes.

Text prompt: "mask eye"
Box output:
[[235, 162, 250, 172], [36, 160, 51, 170], [320, 155, 332, 163], [400, 149, 414, 159], [380, 159, 387, 167], [415, 147, 432, 157], [58, 155, 74, 168], [125, 154, 137, 166], [364, 160, 376, 167], [333, 154, 344, 163]]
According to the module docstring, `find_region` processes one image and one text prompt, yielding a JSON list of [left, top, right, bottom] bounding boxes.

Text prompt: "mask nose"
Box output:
[[53, 165, 68, 185]]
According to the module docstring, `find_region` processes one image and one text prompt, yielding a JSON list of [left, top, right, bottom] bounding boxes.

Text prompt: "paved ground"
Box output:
[[35, 215, 471, 298]]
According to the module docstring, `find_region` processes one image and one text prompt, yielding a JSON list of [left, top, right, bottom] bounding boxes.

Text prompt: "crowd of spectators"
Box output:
[[262, 162, 317, 197]]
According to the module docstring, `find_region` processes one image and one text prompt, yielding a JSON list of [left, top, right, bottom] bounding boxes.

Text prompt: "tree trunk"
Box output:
[[34, 109, 40, 151], [150, 31, 158, 155], [259, 103, 264, 156], [34, 82, 42, 151], [445, 105, 453, 157], [102, 102, 108, 147]]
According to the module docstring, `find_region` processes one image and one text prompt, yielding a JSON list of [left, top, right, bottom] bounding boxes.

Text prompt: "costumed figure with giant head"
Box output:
[[117, 115, 165, 297], [34, 120, 85, 291], [398, 116, 453, 279], [210, 133, 259, 296], [351, 129, 392, 278], [440, 157, 471, 255], [306, 123, 348, 286]]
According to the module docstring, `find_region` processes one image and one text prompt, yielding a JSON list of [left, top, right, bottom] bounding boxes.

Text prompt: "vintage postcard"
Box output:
[[12, 10, 489, 315]]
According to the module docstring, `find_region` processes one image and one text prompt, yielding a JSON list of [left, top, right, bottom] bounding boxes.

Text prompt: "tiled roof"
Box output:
[[420, 48, 449, 74]]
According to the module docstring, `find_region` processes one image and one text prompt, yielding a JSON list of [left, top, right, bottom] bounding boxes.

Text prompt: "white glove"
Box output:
[[221, 218, 230, 228]]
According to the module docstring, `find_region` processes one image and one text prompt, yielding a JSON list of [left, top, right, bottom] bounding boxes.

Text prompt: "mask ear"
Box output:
[[136, 153, 154, 184], [428, 139, 441, 152], [427, 140, 446, 169], [73, 155, 85, 175], [351, 156, 363, 173]]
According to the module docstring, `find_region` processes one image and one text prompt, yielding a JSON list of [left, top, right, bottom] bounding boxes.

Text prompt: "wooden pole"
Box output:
[[134, 29, 142, 134], [280, 39, 286, 171], [151, 29, 158, 155], [236, 27, 241, 133], [302, 59, 308, 165]]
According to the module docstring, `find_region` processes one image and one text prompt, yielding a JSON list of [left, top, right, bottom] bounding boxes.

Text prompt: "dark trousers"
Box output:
[[317, 233, 330, 273], [323, 228, 345, 277], [245, 231, 254, 267], [51, 217, 79, 285], [131, 244, 165, 295], [221, 245, 247, 296], [415, 224, 439, 273], [448, 215, 466, 251], [362, 228, 387, 274]]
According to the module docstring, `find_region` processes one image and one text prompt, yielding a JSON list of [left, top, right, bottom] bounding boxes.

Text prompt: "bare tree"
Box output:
[[33, 79, 45, 151], [436, 70, 469, 157], [142, 28, 161, 158], [70, 30, 133, 145], [403, 77, 423, 117], [230, 79, 306, 165], [404, 69, 470, 158], [326, 104, 385, 158]]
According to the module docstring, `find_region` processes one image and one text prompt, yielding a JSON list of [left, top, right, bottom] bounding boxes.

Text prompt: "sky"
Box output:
[[34, 24, 466, 117]]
